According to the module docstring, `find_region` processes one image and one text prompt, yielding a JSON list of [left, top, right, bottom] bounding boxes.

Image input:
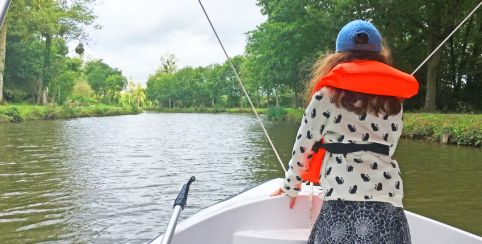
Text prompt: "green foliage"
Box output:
[[0, 107, 23, 122], [84, 60, 121, 93], [5, 0, 97, 103], [403, 113, 482, 147], [0, 104, 140, 123], [266, 107, 287, 121], [69, 80, 95, 105], [244, 0, 482, 111], [120, 81, 146, 108]]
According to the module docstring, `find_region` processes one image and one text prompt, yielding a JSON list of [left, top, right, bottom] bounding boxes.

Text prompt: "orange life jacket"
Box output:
[[302, 60, 419, 184]]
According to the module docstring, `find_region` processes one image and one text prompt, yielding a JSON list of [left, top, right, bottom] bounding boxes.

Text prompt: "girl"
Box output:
[[271, 20, 418, 243]]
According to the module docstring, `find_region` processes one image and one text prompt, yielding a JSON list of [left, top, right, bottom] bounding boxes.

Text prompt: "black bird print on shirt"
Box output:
[[375, 183, 383, 191], [325, 188, 334, 197], [383, 133, 389, 141], [349, 185, 358, 194], [361, 173, 370, 182], [359, 113, 367, 121], [362, 133, 369, 141], [311, 108, 317, 118], [334, 114, 342, 123], [346, 165, 354, 172], [307, 130, 313, 139], [371, 123, 379, 131], [322, 111, 331, 118], [391, 123, 398, 131], [371, 162, 378, 170], [354, 158, 363, 163], [326, 167, 332, 176]]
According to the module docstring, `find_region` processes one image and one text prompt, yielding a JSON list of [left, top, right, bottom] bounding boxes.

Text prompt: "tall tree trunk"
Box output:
[[293, 90, 298, 108], [211, 97, 215, 107], [423, 36, 442, 111], [274, 87, 279, 107], [41, 34, 52, 104], [0, 23, 7, 104]]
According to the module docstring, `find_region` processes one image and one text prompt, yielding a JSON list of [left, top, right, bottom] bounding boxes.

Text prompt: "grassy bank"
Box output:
[[0, 104, 141, 123], [281, 108, 482, 147]]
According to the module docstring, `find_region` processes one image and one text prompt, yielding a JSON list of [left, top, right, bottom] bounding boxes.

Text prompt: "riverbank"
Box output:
[[0, 104, 141, 123], [282, 108, 482, 147]]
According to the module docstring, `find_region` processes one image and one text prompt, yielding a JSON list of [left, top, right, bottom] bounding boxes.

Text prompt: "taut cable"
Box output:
[[197, 0, 286, 172], [411, 1, 482, 75]]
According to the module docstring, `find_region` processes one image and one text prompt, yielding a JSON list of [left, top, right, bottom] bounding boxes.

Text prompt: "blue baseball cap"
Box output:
[[335, 20, 381, 52]]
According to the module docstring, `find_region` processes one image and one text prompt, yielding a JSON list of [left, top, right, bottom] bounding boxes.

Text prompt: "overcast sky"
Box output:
[[71, 0, 267, 83]]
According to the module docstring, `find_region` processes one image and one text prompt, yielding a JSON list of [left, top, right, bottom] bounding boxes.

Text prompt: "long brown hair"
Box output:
[[307, 47, 402, 116]]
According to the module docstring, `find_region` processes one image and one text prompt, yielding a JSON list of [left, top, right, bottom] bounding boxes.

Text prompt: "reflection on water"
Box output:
[[0, 113, 480, 243]]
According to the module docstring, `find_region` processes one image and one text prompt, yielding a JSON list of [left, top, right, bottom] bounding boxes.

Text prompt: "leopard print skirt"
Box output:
[[308, 200, 411, 244]]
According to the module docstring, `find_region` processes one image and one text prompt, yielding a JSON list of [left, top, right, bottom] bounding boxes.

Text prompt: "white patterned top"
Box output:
[[281, 87, 404, 207]]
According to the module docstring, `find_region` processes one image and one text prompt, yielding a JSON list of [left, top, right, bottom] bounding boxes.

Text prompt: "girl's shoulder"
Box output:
[[312, 87, 334, 101]]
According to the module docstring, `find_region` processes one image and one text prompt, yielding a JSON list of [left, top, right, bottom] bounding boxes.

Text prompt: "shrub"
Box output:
[[266, 107, 287, 121]]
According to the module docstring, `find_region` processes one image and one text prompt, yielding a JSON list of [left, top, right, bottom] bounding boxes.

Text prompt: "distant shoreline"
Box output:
[[0, 104, 141, 123], [147, 107, 482, 147], [2, 105, 479, 147]]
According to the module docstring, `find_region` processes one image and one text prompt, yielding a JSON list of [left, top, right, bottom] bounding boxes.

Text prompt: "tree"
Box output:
[[158, 53, 177, 74], [7, 0, 96, 104], [82, 59, 128, 104], [104, 73, 127, 104], [246, 0, 481, 111]]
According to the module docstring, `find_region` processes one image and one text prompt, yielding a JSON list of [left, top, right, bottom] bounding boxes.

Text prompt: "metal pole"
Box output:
[[160, 206, 182, 244], [0, 0, 12, 29], [157, 176, 195, 244]]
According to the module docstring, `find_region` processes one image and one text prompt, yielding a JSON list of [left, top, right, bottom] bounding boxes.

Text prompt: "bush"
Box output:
[[69, 80, 96, 105], [266, 107, 287, 121], [0, 104, 141, 123], [0, 107, 23, 122]]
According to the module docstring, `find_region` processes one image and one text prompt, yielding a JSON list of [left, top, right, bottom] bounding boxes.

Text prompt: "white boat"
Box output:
[[150, 178, 481, 244]]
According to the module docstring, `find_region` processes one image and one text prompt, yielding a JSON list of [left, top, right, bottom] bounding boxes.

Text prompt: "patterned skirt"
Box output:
[[308, 200, 411, 244]]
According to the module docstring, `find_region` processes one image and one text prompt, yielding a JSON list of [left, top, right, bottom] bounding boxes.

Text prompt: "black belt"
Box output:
[[314, 142, 389, 156]]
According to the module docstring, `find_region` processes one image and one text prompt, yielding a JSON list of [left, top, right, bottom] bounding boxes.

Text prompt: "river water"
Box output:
[[0, 112, 480, 243]]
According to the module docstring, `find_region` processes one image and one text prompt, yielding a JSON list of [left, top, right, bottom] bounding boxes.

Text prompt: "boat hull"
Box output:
[[151, 179, 481, 244]]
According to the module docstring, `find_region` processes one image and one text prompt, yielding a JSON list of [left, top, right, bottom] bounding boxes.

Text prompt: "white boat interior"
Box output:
[[151, 178, 482, 244]]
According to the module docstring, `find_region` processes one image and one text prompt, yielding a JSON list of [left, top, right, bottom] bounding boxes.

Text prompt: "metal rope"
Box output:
[[411, 1, 482, 75], [197, 0, 287, 172]]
